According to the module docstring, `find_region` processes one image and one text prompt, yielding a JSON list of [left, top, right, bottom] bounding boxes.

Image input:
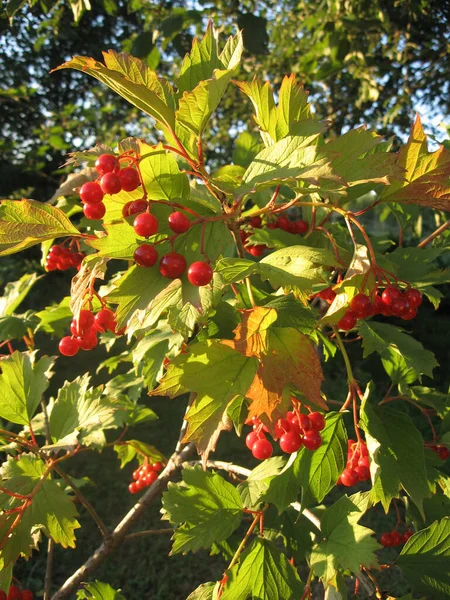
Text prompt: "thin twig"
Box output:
[[44, 539, 54, 600], [175, 393, 196, 453], [124, 529, 172, 541], [417, 219, 450, 248]]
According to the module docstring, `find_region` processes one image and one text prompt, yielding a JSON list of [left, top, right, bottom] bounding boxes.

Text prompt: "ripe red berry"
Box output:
[[276, 216, 291, 231], [77, 309, 95, 333], [168, 211, 191, 234], [275, 418, 291, 438], [350, 293, 372, 318], [251, 438, 273, 460], [246, 431, 260, 449], [49, 245, 62, 256], [390, 297, 409, 317], [309, 412, 326, 431], [83, 202, 106, 220], [132, 469, 140, 481], [118, 167, 141, 192], [358, 455, 370, 468], [337, 309, 357, 331], [390, 531, 403, 546], [354, 465, 370, 481], [372, 294, 384, 315], [159, 253, 187, 279], [302, 429, 322, 450], [404, 288, 423, 308], [279, 431, 302, 454], [123, 199, 148, 217], [78, 328, 98, 351], [381, 286, 402, 306], [152, 462, 163, 472], [250, 216, 262, 228], [133, 212, 158, 237], [128, 482, 139, 494], [59, 336, 80, 357], [20, 591, 33, 600], [134, 244, 158, 267], [403, 530, 414, 542], [0, 592, 6, 600], [94, 308, 116, 332], [289, 415, 302, 435], [95, 154, 118, 175], [143, 471, 158, 486], [79, 181, 104, 204], [340, 468, 358, 487], [298, 414, 312, 432], [401, 307, 417, 320], [188, 261, 213, 286], [380, 532, 394, 547], [317, 287, 336, 303], [293, 219, 308, 234], [100, 172, 122, 195], [7, 587, 20, 600], [247, 245, 266, 257], [438, 446, 450, 460]]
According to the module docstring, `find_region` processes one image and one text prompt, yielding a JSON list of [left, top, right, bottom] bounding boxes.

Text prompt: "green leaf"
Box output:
[[215, 257, 257, 284], [138, 142, 190, 201], [227, 395, 248, 436], [5, 0, 26, 21], [0, 199, 80, 256], [186, 583, 217, 600], [77, 581, 127, 600], [0, 273, 39, 317], [162, 467, 243, 554], [232, 132, 262, 168], [397, 518, 450, 598], [35, 296, 74, 337], [358, 321, 438, 384], [310, 494, 379, 587], [360, 392, 430, 515], [220, 537, 304, 600], [87, 221, 139, 260], [54, 52, 176, 129], [0, 351, 54, 425], [0, 312, 38, 343], [114, 439, 165, 469], [238, 457, 286, 509]]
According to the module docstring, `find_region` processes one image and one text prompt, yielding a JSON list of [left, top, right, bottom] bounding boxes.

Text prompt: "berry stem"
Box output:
[[226, 508, 265, 571]]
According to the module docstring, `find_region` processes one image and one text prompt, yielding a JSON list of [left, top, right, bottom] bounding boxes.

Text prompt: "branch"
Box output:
[[124, 529, 172, 541], [418, 219, 450, 248], [51, 442, 195, 600], [44, 539, 54, 600]]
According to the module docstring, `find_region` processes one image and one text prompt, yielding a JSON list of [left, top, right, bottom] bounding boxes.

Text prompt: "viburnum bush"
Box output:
[[1, 24, 450, 600]]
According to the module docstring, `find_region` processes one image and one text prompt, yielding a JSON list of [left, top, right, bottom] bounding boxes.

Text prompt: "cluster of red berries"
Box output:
[[58, 308, 123, 356], [79, 153, 141, 220], [337, 440, 370, 487], [245, 411, 325, 460], [45, 244, 85, 272], [429, 444, 450, 460], [338, 286, 423, 331], [380, 529, 414, 547], [240, 214, 309, 257], [128, 461, 163, 494], [0, 586, 33, 600]]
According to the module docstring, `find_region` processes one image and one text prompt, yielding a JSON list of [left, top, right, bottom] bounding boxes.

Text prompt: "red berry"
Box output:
[[317, 287, 336, 303], [403, 531, 414, 542], [289, 415, 302, 435], [188, 261, 213, 286], [350, 293, 372, 318], [143, 471, 158, 486], [77, 309, 95, 333], [128, 482, 139, 494], [404, 288, 423, 308], [135, 478, 146, 491], [251, 438, 273, 460], [124, 199, 149, 217], [250, 216, 262, 228], [0, 592, 6, 600], [78, 328, 98, 351], [134, 244, 158, 267], [159, 253, 187, 279], [7, 587, 20, 600], [340, 468, 358, 487], [391, 531, 403, 546], [20, 591, 33, 600], [247, 245, 266, 257], [380, 532, 394, 547], [118, 167, 140, 192], [246, 431, 260, 449], [372, 294, 384, 315], [381, 286, 402, 306], [79, 181, 104, 204], [49, 245, 63, 256], [168, 211, 191, 234], [390, 297, 409, 317], [275, 418, 291, 438], [94, 308, 116, 332], [401, 307, 417, 320], [354, 465, 370, 481], [83, 202, 106, 220], [298, 414, 312, 432], [309, 412, 326, 431], [100, 172, 122, 195], [302, 429, 322, 450], [293, 219, 308, 234], [338, 309, 357, 331], [95, 154, 118, 175], [59, 336, 80, 357], [152, 462, 163, 472], [276, 216, 290, 231], [133, 212, 158, 237], [132, 469, 140, 481], [358, 455, 370, 468], [438, 446, 450, 460], [279, 431, 302, 454]]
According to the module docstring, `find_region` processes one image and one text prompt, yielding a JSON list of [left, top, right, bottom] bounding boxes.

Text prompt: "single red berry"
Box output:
[[438, 446, 450, 460], [403, 531, 414, 542], [401, 307, 417, 320], [359, 442, 369, 456], [49, 245, 63, 256], [246, 431, 260, 449], [78, 328, 98, 351], [293, 219, 308, 234], [168, 211, 191, 233], [95, 153, 118, 175], [188, 261, 213, 286], [275, 418, 291, 438], [251, 438, 273, 460], [128, 482, 139, 494], [276, 216, 291, 231], [100, 172, 122, 195], [372, 294, 384, 315], [79, 181, 104, 204], [0, 592, 7, 600], [7, 587, 20, 600], [354, 465, 370, 481], [132, 469, 140, 481], [340, 468, 358, 487], [391, 531, 403, 546], [143, 471, 158, 486], [404, 288, 423, 308], [152, 462, 163, 472], [135, 478, 146, 491], [118, 167, 141, 192], [94, 308, 116, 332], [247, 245, 266, 257], [317, 287, 336, 303], [289, 415, 302, 435], [309, 412, 326, 431], [390, 297, 409, 317], [83, 202, 106, 220], [279, 431, 302, 454], [358, 455, 370, 469], [134, 244, 158, 267], [298, 414, 312, 432], [380, 532, 394, 547], [350, 293, 372, 318], [159, 253, 187, 279], [381, 286, 402, 306], [133, 212, 158, 237], [250, 216, 262, 228], [302, 429, 322, 451], [125, 199, 149, 217], [20, 591, 33, 600], [59, 336, 80, 357], [338, 309, 357, 331], [77, 309, 95, 333]]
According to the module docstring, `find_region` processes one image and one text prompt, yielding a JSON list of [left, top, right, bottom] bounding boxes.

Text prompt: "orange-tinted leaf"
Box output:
[[222, 306, 277, 356]]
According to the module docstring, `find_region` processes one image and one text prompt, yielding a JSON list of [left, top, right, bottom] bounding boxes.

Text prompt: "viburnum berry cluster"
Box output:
[[380, 529, 414, 547], [0, 585, 33, 600], [59, 308, 123, 356], [44, 243, 85, 272], [428, 443, 450, 460], [240, 213, 309, 257], [337, 439, 371, 486], [128, 461, 163, 494], [245, 406, 325, 460]]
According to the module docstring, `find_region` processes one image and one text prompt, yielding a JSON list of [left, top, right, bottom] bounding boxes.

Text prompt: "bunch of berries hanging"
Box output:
[[337, 440, 371, 486], [128, 461, 164, 494], [240, 214, 309, 257], [59, 308, 124, 357], [380, 529, 414, 547], [0, 585, 33, 600], [45, 244, 85, 272]]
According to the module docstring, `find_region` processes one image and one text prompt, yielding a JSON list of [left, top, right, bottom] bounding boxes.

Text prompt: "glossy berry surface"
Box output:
[[78, 329, 98, 351], [309, 412, 325, 431], [187, 261, 213, 286], [337, 309, 357, 331], [380, 532, 394, 547], [100, 172, 122, 195], [247, 245, 266, 257], [20, 592, 33, 600], [168, 211, 191, 233], [390, 297, 409, 317], [0, 592, 6, 600], [246, 431, 260, 449], [83, 202, 106, 220], [118, 167, 140, 191], [340, 468, 358, 487], [77, 310, 95, 332], [134, 244, 158, 267], [59, 336, 79, 356], [159, 253, 187, 279], [7, 587, 20, 600], [350, 293, 372, 318], [317, 287, 336, 303], [79, 181, 104, 204], [293, 219, 309, 234], [133, 212, 158, 237], [381, 286, 402, 306], [390, 531, 403, 546], [94, 309, 116, 332], [404, 288, 423, 308], [302, 429, 322, 450], [279, 431, 302, 453], [123, 199, 148, 217], [251, 438, 273, 460], [95, 153, 118, 175]]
